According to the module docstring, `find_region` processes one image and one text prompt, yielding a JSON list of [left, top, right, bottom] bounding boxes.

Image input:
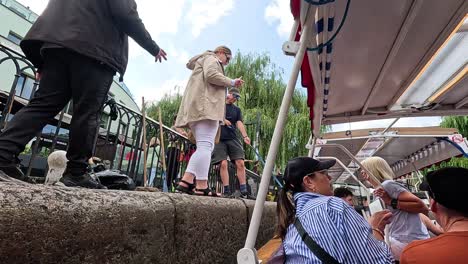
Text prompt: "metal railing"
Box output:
[[0, 43, 260, 193]]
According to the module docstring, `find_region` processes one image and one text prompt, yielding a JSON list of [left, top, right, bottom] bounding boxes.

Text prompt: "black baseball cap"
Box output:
[[228, 88, 241, 98], [420, 167, 468, 214], [283, 157, 336, 192]]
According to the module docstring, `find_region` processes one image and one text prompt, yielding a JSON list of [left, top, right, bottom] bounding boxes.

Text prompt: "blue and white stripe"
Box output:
[[283, 192, 394, 263]]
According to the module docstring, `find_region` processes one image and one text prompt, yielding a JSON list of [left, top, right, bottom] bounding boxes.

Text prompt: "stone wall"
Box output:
[[0, 182, 277, 264]]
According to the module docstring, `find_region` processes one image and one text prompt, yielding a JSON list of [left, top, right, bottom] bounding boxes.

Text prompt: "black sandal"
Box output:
[[194, 188, 219, 197], [176, 180, 195, 195]]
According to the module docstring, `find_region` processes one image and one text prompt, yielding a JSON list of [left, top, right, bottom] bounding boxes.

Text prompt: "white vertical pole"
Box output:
[[238, 8, 315, 263], [308, 135, 316, 157]]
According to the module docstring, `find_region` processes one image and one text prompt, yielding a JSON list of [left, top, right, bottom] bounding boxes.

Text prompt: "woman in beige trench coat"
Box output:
[[175, 46, 243, 196]]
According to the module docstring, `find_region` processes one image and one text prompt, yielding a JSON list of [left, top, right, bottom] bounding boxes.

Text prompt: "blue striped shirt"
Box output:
[[284, 192, 394, 263]]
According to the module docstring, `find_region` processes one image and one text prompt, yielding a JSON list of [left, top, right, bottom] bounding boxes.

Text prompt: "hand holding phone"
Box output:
[[369, 198, 386, 215], [369, 209, 392, 233]]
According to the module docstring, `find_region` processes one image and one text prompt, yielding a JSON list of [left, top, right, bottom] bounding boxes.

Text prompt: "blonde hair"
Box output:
[[214, 45, 232, 55], [361, 156, 394, 183]]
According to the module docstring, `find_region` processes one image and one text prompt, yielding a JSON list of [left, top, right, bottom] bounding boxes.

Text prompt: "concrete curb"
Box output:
[[0, 182, 277, 264]]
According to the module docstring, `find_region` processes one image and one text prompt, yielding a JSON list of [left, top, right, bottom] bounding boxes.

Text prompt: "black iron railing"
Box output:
[[0, 43, 260, 194]]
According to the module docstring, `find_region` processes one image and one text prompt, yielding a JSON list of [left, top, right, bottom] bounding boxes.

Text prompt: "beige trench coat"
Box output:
[[175, 51, 232, 128]]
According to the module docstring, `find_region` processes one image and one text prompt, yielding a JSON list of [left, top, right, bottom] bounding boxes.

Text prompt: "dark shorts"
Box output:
[[212, 139, 245, 164]]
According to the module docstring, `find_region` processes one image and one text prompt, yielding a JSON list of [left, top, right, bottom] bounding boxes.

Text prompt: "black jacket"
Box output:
[[20, 0, 160, 77]]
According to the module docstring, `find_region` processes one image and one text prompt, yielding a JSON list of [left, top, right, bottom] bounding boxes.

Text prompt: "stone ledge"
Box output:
[[0, 182, 277, 264]]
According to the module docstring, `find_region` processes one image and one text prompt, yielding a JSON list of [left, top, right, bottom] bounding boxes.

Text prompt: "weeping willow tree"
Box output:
[[147, 52, 323, 172], [146, 88, 183, 127], [422, 157, 468, 176], [440, 116, 468, 138], [225, 52, 315, 170]]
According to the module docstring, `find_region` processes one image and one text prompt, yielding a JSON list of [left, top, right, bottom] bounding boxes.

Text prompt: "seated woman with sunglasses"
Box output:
[[276, 157, 394, 263]]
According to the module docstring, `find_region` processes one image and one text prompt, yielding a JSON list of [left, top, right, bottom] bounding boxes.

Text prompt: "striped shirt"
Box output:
[[284, 192, 393, 263]]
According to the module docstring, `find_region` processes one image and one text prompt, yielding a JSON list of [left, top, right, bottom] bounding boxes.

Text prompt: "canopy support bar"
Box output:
[[381, 118, 400, 134], [455, 96, 468, 109], [237, 4, 316, 264], [315, 143, 380, 185]]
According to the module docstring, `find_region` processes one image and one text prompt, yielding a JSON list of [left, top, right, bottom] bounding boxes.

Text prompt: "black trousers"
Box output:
[[166, 146, 180, 190], [0, 48, 115, 175]]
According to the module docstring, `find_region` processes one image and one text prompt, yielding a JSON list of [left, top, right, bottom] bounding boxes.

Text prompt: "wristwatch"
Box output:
[[391, 198, 398, 209]]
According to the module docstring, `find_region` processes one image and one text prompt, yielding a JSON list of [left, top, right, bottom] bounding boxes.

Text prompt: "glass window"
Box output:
[[20, 76, 34, 99], [42, 124, 55, 135], [14, 74, 35, 99], [65, 100, 73, 115], [42, 124, 69, 136], [100, 113, 109, 129], [7, 31, 22, 45], [14, 76, 25, 96]]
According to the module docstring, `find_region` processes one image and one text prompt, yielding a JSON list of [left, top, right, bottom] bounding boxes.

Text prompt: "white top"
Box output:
[[381, 180, 429, 243]]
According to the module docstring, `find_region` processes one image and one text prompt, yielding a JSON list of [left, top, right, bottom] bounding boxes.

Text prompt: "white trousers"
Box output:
[[185, 119, 219, 180]]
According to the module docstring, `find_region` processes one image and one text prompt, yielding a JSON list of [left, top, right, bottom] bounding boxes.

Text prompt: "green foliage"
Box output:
[[422, 157, 468, 176], [225, 52, 315, 170], [440, 116, 468, 138], [146, 91, 183, 127]]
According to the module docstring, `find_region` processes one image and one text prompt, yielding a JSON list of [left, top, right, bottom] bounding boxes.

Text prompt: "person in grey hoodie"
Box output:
[[0, 0, 166, 189], [175, 46, 243, 196]]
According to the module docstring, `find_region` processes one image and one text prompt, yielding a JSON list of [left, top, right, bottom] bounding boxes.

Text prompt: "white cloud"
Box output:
[[265, 0, 294, 39], [128, 0, 186, 59], [135, 79, 188, 105], [16, 0, 48, 14], [166, 44, 190, 64], [176, 50, 190, 64], [136, 0, 185, 38], [186, 0, 234, 37]]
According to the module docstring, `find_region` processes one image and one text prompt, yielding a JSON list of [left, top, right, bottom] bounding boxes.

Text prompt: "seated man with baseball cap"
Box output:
[[400, 167, 468, 264]]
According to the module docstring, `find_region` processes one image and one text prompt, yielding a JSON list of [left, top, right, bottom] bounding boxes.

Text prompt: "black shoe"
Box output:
[[0, 162, 25, 181], [60, 173, 107, 189], [240, 191, 256, 200], [222, 191, 234, 198]]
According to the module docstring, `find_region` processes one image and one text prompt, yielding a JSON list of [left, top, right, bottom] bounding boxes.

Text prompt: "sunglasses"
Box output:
[[233, 94, 240, 100], [225, 53, 232, 62]]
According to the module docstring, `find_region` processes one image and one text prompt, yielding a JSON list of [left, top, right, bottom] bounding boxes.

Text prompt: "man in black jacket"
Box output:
[[0, 0, 166, 188]]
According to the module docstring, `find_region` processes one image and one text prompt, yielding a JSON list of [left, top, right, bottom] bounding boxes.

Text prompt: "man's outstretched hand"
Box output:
[[155, 49, 167, 63]]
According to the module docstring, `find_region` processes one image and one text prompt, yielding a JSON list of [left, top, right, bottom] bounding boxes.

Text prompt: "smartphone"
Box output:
[[369, 198, 385, 215]]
